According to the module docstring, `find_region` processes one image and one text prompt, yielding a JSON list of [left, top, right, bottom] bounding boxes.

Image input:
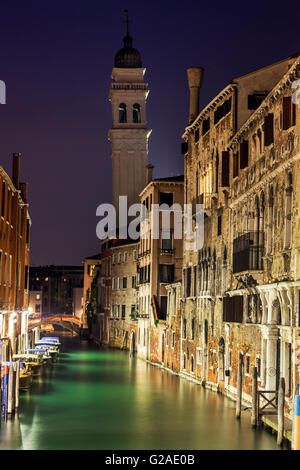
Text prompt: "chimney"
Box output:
[[187, 67, 204, 124], [12, 152, 21, 189], [19, 182, 28, 203], [146, 164, 154, 184]]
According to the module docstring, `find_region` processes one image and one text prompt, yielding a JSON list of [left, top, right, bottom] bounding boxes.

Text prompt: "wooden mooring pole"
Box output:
[[235, 355, 243, 419], [15, 361, 20, 411], [277, 377, 285, 446], [251, 366, 258, 427], [7, 364, 15, 415]]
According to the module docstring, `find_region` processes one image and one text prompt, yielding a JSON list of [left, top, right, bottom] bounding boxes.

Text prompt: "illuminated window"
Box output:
[[119, 103, 127, 123], [133, 103, 141, 123]]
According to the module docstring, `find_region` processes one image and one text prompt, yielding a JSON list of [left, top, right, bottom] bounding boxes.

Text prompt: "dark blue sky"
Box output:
[[0, 0, 299, 265]]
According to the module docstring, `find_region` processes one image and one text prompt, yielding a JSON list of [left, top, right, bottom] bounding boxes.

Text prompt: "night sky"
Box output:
[[0, 1, 299, 266]]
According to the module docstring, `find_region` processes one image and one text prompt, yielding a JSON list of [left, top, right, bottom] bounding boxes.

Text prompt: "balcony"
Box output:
[[160, 248, 175, 255], [233, 231, 264, 274]]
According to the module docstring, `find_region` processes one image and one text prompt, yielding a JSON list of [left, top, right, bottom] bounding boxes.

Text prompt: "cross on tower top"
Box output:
[[123, 9, 133, 35]]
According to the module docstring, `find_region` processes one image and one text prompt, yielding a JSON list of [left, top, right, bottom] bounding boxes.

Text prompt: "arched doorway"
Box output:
[[218, 337, 225, 382]]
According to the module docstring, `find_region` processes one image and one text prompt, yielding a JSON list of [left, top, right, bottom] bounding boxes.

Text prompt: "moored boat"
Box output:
[[12, 353, 43, 376], [19, 362, 33, 390]]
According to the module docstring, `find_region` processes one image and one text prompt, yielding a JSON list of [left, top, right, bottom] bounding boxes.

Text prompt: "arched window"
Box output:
[[119, 103, 127, 123], [191, 355, 194, 373], [133, 103, 141, 123], [191, 318, 195, 340]]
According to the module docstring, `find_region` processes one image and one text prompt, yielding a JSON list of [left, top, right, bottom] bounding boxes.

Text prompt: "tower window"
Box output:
[[133, 103, 141, 123], [119, 103, 127, 123]]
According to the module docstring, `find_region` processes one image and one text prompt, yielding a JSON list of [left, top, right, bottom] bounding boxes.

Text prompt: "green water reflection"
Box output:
[[0, 337, 285, 450]]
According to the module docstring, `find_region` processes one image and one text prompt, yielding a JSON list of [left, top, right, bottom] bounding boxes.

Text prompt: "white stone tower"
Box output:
[[108, 19, 151, 220]]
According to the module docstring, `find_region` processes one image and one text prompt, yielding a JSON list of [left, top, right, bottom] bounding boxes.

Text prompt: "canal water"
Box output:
[[0, 337, 285, 450]]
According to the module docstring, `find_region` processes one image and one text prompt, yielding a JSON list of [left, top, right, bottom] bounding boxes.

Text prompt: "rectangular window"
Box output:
[[181, 141, 188, 154], [214, 97, 231, 124], [183, 318, 187, 339], [159, 296, 168, 319], [124, 252, 127, 262], [122, 277, 127, 289], [264, 113, 274, 146], [117, 278, 120, 289], [248, 93, 267, 110], [233, 152, 239, 178], [131, 275, 136, 289], [221, 151, 230, 187], [223, 296, 244, 323], [282, 96, 296, 129], [191, 318, 195, 340], [161, 230, 172, 251], [186, 267, 191, 298], [172, 331, 175, 348], [217, 215, 222, 236], [118, 253, 122, 263], [133, 250, 137, 260], [158, 264, 174, 283], [112, 278, 115, 290], [240, 140, 248, 169], [35, 304, 41, 313], [121, 305, 126, 319]]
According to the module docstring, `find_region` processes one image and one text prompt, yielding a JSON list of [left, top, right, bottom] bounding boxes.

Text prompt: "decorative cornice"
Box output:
[[230, 150, 300, 207], [229, 56, 300, 148], [182, 84, 236, 139]]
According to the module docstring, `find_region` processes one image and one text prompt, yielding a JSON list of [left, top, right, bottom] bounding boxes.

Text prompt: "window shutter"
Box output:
[[221, 151, 229, 187], [264, 113, 274, 146], [282, 96, 291, 130], [233, 152, 239, 178], [181, 141, 188, 154], [223, 296, 243, 323], [240, 141, 248, 169]]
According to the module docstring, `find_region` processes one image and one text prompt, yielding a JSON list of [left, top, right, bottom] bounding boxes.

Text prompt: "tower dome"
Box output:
[[114, 33, 142, 68]]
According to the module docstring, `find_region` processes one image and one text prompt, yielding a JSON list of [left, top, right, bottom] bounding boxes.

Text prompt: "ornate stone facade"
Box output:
[[181, 54, 300, 419]]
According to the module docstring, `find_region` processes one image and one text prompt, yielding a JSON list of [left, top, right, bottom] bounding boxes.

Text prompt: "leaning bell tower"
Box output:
[[108, 12, 151, 220]]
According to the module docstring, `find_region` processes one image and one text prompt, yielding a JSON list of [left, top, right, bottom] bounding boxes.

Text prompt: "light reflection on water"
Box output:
[[0, 337, 286, 450]]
